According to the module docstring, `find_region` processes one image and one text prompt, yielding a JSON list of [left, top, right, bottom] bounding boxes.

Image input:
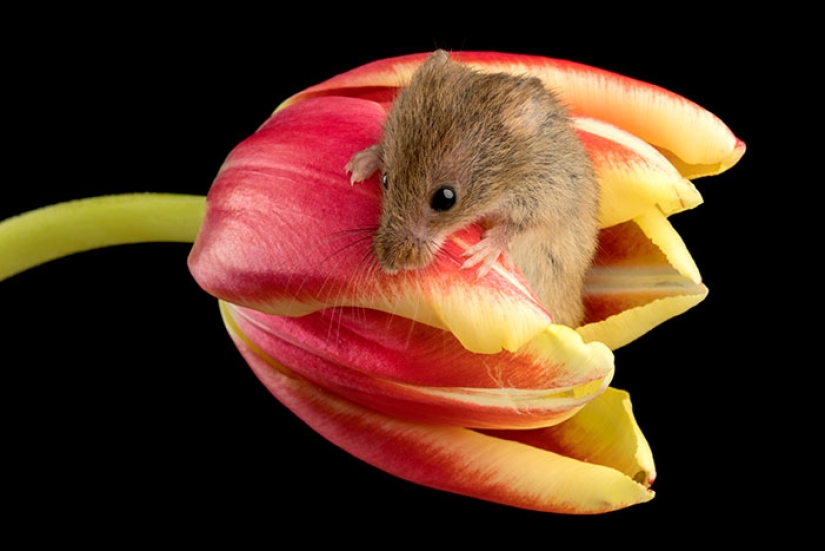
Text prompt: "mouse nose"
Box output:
[[374, 231, 436, 273]]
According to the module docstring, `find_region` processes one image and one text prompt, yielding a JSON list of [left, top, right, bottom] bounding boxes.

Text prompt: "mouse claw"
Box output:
[[346, 145, 381, 185], [461, 230, 511, 277]]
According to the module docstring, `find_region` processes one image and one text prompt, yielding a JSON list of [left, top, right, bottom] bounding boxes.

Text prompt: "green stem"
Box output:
[[0, 193, 206, 282]]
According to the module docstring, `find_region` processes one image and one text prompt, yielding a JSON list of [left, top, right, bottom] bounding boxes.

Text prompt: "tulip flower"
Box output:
[[0, 51, 744, 514]]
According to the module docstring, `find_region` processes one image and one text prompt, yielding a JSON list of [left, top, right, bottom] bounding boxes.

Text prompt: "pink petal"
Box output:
[[225, 302, 612, 429], [228, 314, 653, 514]]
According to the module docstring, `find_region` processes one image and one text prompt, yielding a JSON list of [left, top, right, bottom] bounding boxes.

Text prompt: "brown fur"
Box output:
[[346, 50, 599, 327]]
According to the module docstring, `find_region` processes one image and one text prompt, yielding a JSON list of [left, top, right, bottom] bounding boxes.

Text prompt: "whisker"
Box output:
[[317, 227, 378, 257], [283, 225, 377, 316], [401, 269, 421, 352], [316, 224, 384, 338], [320, 231, 387, 345]]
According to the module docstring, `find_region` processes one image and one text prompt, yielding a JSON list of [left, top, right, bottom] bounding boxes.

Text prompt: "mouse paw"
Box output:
[[345, 145, 381, 185], [461, 228, 512, 277]]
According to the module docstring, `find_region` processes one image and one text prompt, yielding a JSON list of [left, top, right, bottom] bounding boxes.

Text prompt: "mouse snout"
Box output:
[[373, 228, 437, 273]]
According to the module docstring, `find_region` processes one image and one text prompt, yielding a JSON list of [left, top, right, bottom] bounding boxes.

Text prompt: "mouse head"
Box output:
[[371, 50, 556, 273]]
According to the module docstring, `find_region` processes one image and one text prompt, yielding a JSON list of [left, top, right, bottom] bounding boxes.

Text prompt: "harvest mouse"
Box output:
[[346, 50, 599, 327]]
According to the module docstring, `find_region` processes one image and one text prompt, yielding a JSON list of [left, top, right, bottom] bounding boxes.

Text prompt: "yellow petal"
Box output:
[[579, 209, 707, 349], [487, 387, 655, 489], [575, 116, 703, 228]]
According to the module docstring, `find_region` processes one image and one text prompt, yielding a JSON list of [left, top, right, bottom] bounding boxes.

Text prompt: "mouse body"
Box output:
[[346, 50, 599, 327]]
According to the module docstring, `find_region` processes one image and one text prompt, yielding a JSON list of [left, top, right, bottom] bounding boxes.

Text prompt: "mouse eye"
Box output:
[[430, 185, 457, 211], [381, 173, 389, 190]]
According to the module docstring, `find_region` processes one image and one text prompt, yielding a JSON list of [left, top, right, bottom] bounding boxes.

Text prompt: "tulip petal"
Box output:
[[224, 301, 613, 429], [575, 117, 703, 228], [189, 96, 572, 353], [579, 209, 707, 349], [225, 305, 653, 514], [190, 94, 710, 354], [486, 387, 656, 487], [279, 51, 745, 176]]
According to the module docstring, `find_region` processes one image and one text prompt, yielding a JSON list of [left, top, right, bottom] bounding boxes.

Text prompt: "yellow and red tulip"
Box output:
[[0, 51, 744, 514]]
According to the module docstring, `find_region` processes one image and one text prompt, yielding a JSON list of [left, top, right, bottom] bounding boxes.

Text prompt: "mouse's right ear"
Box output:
[[426, 49, 451, 67], [409, 49, 453, 85]]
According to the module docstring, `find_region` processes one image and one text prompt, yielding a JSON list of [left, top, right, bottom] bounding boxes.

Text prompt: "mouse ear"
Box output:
[[424, 48, 451, 67]]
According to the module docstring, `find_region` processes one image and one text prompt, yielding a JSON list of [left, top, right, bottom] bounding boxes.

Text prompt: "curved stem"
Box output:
[[0, 193, 206, 282]]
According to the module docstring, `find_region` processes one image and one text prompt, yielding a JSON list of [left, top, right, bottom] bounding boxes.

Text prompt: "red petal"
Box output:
[[189, 96, 558, 353], [231, 321, 653, 514], [279, 51, 744, 174], [225, 302, 612, 429]]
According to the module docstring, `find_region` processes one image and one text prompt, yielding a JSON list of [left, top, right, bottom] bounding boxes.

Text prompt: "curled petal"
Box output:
[[280, 51, 745, 176], [190, 96, 577, 353], [487, 388, 656, 488], [575, 117, 703, 228], [579, 208, 706, 349], [224, 302, 613, 429], [229, 316, 654, 514]]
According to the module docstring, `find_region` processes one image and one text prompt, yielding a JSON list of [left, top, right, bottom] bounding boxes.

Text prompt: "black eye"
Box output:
[[430, 185, 457, 211], [381, 173, 389, 190]]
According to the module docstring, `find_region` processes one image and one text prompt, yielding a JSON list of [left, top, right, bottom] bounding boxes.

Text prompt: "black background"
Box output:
[[4, 9, 782, 545]]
